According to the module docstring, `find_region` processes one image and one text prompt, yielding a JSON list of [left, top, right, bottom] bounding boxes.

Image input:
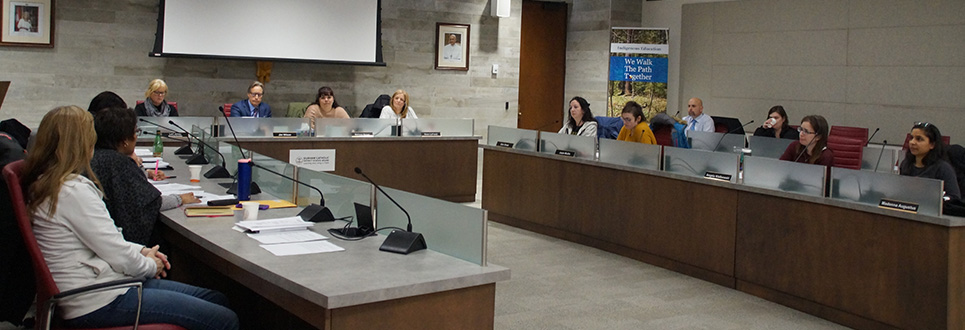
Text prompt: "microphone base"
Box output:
[[174, 143, 194, 155], [327, 227, 375, 238], [299, 204, 335, 223], [185, 153, 209, 165], [204, 166, 231, 179], [226, 181, 261, 195], [379, 230, 427, 255]]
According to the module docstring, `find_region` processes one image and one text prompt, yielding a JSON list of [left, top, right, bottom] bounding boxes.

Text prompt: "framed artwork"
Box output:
[[1, 0, 53, 47], [435, 22, 469, 71]]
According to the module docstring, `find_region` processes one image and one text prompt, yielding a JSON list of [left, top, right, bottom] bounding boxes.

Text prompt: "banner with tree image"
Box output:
[[607, 28, 669, 118]]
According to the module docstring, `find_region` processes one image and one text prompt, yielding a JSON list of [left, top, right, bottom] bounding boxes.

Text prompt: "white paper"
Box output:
[[134, 148, 153, 157], [247, 230, 328, 244], [261, 241, 344, 256], [236, 216, 313, 232], [289, 149, 336, 172], [141, 157, 163, 163]]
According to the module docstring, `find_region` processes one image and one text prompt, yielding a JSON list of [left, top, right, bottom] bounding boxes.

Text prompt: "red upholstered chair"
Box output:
[[826, 135, 864, 170], [902, 134, 951, 150], [829, 125, 869, 145], [2, 160, 186, 330], [651, 124, 674, 146], [135, 100, 178, 110], [223, 103, 233, 117]]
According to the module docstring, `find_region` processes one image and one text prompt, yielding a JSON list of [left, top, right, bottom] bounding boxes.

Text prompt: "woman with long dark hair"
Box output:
[[753, 105, 798, 140], [899, 122, 961, 202], [558, 96, 598, 137]]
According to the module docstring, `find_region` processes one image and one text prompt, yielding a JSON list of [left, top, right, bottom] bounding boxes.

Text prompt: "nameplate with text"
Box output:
[[273, 132, 297, 138], [495, 141, 514, 148], [555, 150, 575, 157], [351, 131, 374, 137], [421, 131, 441, 137], [878, 199, 919, 214], [703, 171, 732, 182]]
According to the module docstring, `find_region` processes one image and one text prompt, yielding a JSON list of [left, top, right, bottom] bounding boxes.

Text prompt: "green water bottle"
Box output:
[[152, 130, 163, 157]]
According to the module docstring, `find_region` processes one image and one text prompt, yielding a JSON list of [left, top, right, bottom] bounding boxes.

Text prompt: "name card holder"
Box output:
[[704, 171, 732, 182], [878, 198, 920, 214], [273, 132, 297, 138], [421, 131, 442, 137], [555, 150, 575, 157], [495, 141, 514, 148]]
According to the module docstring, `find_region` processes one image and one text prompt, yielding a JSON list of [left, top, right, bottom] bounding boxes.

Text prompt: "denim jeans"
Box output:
[[64, 279, 239, 330]]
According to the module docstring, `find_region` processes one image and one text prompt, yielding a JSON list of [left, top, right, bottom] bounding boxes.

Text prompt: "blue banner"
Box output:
[[608, 56, 668, 83]]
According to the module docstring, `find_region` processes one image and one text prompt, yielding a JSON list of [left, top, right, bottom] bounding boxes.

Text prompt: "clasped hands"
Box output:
[[141, 245, 171, 279]]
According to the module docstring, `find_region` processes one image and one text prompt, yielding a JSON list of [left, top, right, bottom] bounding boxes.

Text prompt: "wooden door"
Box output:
[[518, 0, 567, 132]]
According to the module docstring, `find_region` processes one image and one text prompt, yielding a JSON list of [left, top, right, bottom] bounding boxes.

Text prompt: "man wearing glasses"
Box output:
[[230, 81, 272, 117]]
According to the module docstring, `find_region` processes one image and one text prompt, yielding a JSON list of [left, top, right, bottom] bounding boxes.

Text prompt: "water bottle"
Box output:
[[237, 159, 252, 201], [152, 130, 163, 157]]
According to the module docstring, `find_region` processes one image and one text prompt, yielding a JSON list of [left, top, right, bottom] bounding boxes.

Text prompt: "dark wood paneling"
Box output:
[[241, 139, 478, 202], [482, 149, 561, 227], [331, 285, 495, 330], [736, 192, 951, 330]]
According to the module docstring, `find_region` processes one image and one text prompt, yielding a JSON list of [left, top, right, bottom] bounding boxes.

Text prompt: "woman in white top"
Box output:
[[558, 96, 598, 137], [380, 89, 418, 119], [22, 106, 238, 330]]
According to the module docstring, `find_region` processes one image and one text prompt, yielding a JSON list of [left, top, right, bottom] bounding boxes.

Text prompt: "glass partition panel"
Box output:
[[138, 116, 214, 138], [248, 151, 296, 202], [861, 146, 897, 173], [538, 132, 596, 160], [401, 118, 474, 137], [487, 126, 538, 152], [598, 139, 661, 171], [830, 167, 944, 216], [314, 118, 398, 137], [663, 147, 740, 183], [689, 131, 745, 152], [743, 156, 826, 197], [295, 167, 372, 219], [223, 118, 311, 137], [747, 136, 794, 159], [376, 187, 486, 265]]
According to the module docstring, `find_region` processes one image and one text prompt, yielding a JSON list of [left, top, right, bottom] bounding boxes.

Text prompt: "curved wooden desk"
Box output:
[[482, 145, 965, 330]]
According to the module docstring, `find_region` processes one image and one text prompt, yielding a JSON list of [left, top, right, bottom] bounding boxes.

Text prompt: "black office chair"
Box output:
[[359, 94, 391, 118]]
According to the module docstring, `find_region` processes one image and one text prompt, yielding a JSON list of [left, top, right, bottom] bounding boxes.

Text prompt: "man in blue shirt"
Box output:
[[682, 97, 713, 136], [230, 81, 271, 117]]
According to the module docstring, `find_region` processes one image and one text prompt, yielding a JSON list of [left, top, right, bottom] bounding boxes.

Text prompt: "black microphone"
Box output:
[[217, 106, 262, 195], [534, 119, 561, 152], [168, 120, 231, 178], [866, 128, 880, 146], [794, 137, 819, 162], [138, 118, 194, 155], [711, 120, 754, 152], [249, 161, 334, 223], [354, 167, 426, 255], [874, 139, 888, 172]]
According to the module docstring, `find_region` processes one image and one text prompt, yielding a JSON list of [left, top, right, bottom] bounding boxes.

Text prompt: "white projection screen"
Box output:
[[152, 0, 382, 65]]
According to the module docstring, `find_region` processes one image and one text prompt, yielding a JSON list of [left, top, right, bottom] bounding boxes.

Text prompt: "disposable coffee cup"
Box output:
[[189, 165, 202, 182], [241, 201, 260, 221]]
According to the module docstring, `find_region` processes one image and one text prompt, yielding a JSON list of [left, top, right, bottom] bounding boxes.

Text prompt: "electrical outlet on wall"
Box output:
[[492, 64, 499, 75]]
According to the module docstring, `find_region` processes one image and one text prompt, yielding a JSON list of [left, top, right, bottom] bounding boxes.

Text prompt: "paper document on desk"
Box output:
[[236, 216, 313, 233], [134, 148, 153, 157], [247, 230, 328, 244], [152, 183, 203, 194], [261, 240, 344, 256]]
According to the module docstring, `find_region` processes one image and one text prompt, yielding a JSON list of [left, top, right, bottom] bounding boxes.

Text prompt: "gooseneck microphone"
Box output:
[[866, 128, 880, 146], [217, 106, 261, 195], [248, 161, 334, 222], [711, 120, 754, 152], [168, 120, 231, 178], [874, 140, 888, 172], [354, 167, 426, 254], [137, 118, 194, 155], [534, 119, 561, 152]]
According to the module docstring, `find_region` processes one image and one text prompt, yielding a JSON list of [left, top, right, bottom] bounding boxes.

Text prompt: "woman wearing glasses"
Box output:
[[899, 122, 961, 202], [134, 79, 179, 117], [779, 115, 833, 166], [753, 105, 798, 140], [616, 101, 656, 144]]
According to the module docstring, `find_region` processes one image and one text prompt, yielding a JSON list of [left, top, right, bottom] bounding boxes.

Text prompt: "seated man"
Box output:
[[682, 97, 714, 136], [230, 81, 271, 117]]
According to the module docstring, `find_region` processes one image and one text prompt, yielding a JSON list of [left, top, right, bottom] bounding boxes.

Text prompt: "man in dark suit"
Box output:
[[230, 81, 272, 117]]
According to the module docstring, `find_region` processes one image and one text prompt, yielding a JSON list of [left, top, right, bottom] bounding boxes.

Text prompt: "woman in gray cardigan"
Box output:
[[558, 96, 598, 137]]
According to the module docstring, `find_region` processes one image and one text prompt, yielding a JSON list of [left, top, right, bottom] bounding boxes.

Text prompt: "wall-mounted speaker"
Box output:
[[491, 0, 510, 18]]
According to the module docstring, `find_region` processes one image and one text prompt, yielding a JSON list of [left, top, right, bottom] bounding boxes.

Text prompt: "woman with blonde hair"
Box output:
[[22, 106, 237, 330], [380, 89, 417, 119], [134, 79, 178, 117]]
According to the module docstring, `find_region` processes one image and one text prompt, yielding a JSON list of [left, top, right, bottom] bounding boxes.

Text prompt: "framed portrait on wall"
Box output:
[[1, 0, 53, 47], [435, 22, 469, 71]]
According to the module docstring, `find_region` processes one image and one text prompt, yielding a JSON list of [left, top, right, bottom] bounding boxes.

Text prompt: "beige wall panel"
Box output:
[[711, 65, 848, 103], [847, 66, 965, 108], [712, 0, 848, 33], [713, 30, 848, 66], [848, 0, 965, 28], [849, 25, 965, 66]]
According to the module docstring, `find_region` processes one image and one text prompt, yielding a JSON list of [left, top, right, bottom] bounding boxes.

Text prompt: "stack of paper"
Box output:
[[134, 148, 153, 157], [234, 216, 345, 256], [235, 216, 313, 233]]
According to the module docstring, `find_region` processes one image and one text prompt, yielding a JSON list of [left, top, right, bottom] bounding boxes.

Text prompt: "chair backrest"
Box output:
[[2, 160, 59, 314], [829, 125, 868, 144], [594, 116, 621, 139], [223, 103, 233, 117], [287, 102, 311, 118], [359, 94, 391, 118], [902, 133, 951, 150], [826, 135, 863, 170], [650, 123, 674, 146]]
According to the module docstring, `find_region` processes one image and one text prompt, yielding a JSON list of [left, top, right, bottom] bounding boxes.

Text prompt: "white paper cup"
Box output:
[[241, 201, 260, 221], [189, 165, 202, 182]]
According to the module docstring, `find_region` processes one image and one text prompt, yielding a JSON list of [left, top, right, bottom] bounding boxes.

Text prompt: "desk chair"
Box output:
[[827, 135, 864, 170], [359, 94, 391, 118], [287, 102, 310, 118], [829, 125, 868, 144], [2, 160, 186, 330], [222, 103, 233, 117], [650, 123, 674, 146]]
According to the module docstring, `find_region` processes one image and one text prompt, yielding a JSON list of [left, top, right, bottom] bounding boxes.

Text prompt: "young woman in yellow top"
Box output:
[[616, 101, 656, 144]]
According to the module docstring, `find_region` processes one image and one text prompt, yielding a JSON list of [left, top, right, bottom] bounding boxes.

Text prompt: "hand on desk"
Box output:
[[180, 192, 201, 205], [148, 170, 167, 181], [142, 245, 172, 278]]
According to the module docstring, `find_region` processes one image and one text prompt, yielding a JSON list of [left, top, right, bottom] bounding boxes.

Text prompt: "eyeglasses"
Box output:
[[152, 91, 167, 96], [248, 93, 264, 97], [797, 127, 816, 135]]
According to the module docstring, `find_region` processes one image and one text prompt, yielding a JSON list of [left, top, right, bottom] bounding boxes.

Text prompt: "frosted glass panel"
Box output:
[[861, 146, 896, 173], [830, 167, 944, 216], [743, 156, 826, 197], [295, 167, 372, 219], [663, 147, 739, 182], [689, 130, 745, 152], [487, 126, 538, 152], [747, 136, 795, 159], [401, 118, 474, 136], [598, 138, 661, 171], [220, 118, 311, 137], [539, 132, 596, 160], [248, 152, 296, 202], [314, 118, 397, 137], [138, 116, 214, 137]]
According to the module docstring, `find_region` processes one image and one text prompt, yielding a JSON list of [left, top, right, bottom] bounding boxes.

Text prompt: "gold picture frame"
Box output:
[[434, 22, 469, 71]]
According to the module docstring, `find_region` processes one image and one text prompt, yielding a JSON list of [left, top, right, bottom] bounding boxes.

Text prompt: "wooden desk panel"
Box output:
[[238, 138, 478, 203]]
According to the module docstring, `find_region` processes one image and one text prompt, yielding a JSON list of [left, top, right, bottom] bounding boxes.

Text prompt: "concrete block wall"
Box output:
[[0, 0, 522, 138], [680, 0, 965, 144], [563, 0, 613, 118]]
